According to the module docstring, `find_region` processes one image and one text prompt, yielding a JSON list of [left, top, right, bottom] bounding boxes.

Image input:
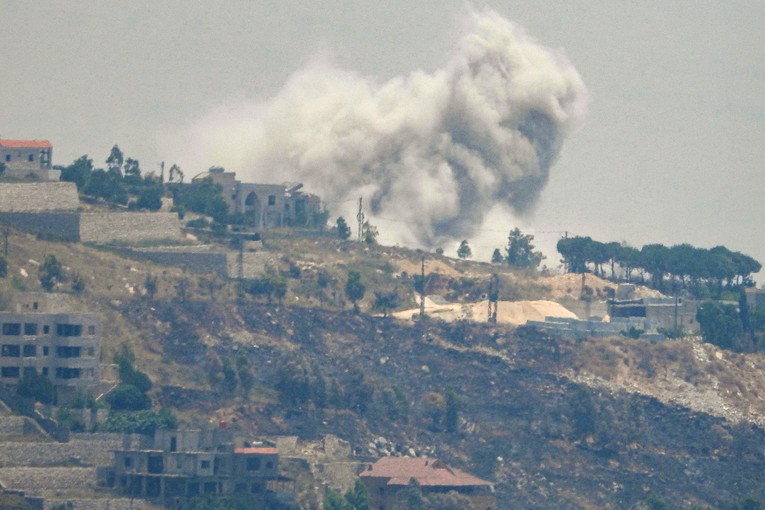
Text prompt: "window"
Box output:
[[23, 344, 36, 357], [23, 367, 36, 376], [42, 367, 48, 376], [43, 346, 49, 356], [43, 325, 50, 334], [32, 302, 38, 310], [88, 325, 96, 335], [266, 461, 274, 469], [200, 460, 211, 470], [1, 367, 20, 378], [124, 457, 133, 468], [86, 347, 95, 357], [2, 323, 21, 336], [268, 195, 276, 206], [56, 346, 81, 358], [56, 324, 82, 337], [55, 367, 81, 379], [28, 154, 34, 162], [1, 344, 20, 357], [246, 457, 261, 471], [4, 155, 10, 162], [24, 323, 38, 336]]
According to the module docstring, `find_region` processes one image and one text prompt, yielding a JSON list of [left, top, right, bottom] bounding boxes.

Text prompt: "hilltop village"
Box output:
[[1, 138, 765, 509]]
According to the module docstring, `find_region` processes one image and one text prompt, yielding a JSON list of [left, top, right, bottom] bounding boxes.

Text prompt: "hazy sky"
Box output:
[[2, 1, 763, 278]]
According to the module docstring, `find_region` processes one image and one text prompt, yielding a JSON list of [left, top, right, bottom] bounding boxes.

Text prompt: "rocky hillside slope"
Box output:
[[1, 229, 764, 508]]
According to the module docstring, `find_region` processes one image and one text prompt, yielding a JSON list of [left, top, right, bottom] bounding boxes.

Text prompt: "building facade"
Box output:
[[0, 293, 101, 404], [198, 168, 321, 228], [360, 457, 496, 510], [0, 139, 58, 180], [112, 428, 292, 504]]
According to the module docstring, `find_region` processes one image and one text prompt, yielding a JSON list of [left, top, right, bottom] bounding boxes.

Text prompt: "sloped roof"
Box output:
[[0, 139, 52, 149], [360, 457, 493, 488]]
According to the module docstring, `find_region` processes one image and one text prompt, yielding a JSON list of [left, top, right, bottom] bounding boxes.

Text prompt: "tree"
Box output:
[[444, 386, 460, 433], [344, 479, 371, 510], [697, 301, 743, 351], [506, 228, 543, 269], [170, 176, 228, 222], [39, 254, 65, 291], [106, 384, 151, 411], [144, 274, 158, 299], [59, 155, 93, 190], [345, 271, 366, 312], [16, 370, 54, 404], [123, 157, 141, 185], [135, 185, 163, 211], [324, 488, 352, 510], [70, 272, 86, 293], [336, 216, 351, 240], [168, 164, 184, 183], [457, 240, 472, 259], [106, 144, 124, 173], [491, 248, 503, 264], [361, 221, 378, 245], [373, 289, 399, 317]]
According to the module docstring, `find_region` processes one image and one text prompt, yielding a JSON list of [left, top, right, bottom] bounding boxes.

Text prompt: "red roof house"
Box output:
[[360, 456, 496, 510], [0, 139, 54, 178]]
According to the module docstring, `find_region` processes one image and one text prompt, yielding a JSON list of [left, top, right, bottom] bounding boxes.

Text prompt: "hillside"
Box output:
[[1, 228, 765, 508]]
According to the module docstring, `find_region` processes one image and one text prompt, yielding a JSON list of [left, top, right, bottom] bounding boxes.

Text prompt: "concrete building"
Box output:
[[111, 428, 293, 505], [0, 139, 58, 181], [198, 167, 321, 228], [359, 457, 496, 510], [0, 293, 101, 404]]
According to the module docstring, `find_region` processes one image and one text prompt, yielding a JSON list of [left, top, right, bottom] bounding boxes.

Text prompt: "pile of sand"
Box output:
[[392, 298, 576, 326], [540, 273, 665, 300]]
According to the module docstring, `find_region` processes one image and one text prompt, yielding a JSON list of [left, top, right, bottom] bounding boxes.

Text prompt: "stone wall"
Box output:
[[39, 498, 146, 510], [0, 466, 97, 497], [0, 212, 80, 241], [0, 183, 79, 212], [79, 212, 183, 244], [121, 247, 228, 276]]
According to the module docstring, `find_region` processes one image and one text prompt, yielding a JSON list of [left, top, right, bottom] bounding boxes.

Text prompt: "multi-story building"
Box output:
[[111, 428, 293, 505], [0, 293, 100, 404], [197, 167, 322, 228], [0, 139, 58, 180], [360, 456, 496, 510]]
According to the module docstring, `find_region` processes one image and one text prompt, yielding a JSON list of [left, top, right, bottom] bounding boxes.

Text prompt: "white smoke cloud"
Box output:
[[165, 6, 587, 248]]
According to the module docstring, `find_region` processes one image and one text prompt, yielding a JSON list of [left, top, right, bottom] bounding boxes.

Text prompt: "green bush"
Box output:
[[105, 384, 151, 411], [99, 408, 177, 435]]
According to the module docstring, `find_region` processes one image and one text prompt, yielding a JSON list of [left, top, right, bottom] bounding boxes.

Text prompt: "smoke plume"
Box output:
[[170, 7, 587, 247]]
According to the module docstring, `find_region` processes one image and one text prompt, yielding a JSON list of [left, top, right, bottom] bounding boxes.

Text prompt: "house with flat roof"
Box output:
[[0, 293, 101, 405], [359, 456, 496, 510], [0, 139, 58, 181], [198, 167, 322, 228]]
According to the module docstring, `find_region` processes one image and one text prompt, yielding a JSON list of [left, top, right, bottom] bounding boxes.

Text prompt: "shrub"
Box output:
[[105, 384, 151, 411]]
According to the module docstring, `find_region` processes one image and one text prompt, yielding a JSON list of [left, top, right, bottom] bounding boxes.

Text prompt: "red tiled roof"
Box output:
[[360, 457, 493, 488], [0, 139, 52, 149], [234, 447, 279, 455]]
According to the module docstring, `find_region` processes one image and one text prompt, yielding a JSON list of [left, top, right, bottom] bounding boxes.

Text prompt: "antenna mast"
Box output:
[[356, 197, 365, 242]]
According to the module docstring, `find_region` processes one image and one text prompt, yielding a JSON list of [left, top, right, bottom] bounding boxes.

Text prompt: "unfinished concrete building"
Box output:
[[111, 428, 293, 505], [198, 167, 321, 228], [0, 293, 101, 405], [0, 139, 57, 181]]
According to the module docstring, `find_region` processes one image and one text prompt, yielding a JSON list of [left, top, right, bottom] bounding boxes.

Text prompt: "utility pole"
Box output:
[[356, 197, 365, 242], [419, 256, 426, 318], [488, 274, 499, 323]]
